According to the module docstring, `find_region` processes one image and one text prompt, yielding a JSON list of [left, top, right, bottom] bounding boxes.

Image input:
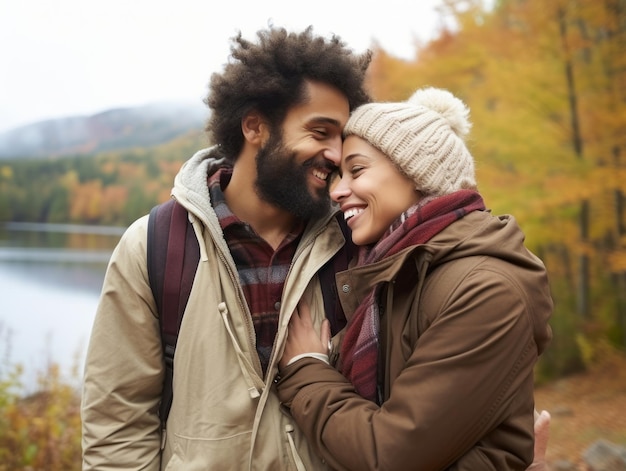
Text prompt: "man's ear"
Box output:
[[242, 111, 269, 146]]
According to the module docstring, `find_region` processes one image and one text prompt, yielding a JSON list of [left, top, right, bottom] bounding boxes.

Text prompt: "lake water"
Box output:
[[0, 222, 125, 392]]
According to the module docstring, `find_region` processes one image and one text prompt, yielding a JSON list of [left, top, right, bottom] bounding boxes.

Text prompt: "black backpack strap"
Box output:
[[319, 213, 354, 335], [147, 199, 200, 429]]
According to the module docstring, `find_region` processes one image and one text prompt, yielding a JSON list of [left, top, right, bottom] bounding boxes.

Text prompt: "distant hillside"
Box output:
[[0, 102, 208, 160]]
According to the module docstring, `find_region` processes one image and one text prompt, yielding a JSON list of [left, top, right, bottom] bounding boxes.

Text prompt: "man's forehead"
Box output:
[[290, 80, 350, 123]]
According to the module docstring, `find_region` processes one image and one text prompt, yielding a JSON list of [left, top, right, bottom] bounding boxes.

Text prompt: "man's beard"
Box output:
[[255, 133, 332, 221]]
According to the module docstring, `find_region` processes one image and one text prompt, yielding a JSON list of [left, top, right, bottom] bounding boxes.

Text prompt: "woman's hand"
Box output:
[[279, 301, 331, 369], [527, 410, 551, 470]]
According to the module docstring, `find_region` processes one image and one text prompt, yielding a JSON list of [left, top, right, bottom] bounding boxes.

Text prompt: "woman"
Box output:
[[276, 88, 553, 470]]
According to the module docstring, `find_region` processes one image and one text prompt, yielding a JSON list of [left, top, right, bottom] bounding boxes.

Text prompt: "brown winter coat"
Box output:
[[277, 210, 553, 470]]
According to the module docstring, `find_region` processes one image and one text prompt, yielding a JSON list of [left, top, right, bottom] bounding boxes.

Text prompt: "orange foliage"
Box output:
[[0, 364, 82, 470], [366, 0, 626, 363], [117, 162, 146, 180], [102, 185, 129, 224], [368, 0, 625, 246], [69, 180, 104, 223]]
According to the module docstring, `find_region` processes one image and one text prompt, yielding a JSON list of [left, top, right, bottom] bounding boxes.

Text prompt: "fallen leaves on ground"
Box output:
[[535, 349, 626, 468]]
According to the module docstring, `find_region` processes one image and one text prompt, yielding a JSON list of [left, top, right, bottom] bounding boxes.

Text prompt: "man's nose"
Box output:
[[323, 136, 342, 166]]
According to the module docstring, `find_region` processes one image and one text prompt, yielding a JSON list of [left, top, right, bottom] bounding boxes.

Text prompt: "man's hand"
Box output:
[[279, 301, 331, 369]]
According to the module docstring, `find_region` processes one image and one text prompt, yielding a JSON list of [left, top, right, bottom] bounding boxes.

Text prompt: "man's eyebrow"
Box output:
[[308, 116, 342, 127]]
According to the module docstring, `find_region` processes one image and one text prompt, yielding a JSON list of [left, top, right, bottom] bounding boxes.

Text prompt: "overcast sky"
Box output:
[[0, 0, 465, 133]]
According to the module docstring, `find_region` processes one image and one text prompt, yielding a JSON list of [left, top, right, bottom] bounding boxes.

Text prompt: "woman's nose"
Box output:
[[330, 176, 350, 203]]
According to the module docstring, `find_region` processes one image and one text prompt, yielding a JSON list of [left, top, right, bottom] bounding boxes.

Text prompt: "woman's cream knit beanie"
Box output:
[[342, 87, 477, 196]]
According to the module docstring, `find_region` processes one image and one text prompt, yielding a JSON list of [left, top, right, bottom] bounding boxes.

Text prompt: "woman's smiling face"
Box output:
[[330, 135, 421, 246]]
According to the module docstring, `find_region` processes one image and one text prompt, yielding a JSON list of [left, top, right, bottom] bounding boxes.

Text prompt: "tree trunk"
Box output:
[[558, 5, 590, 318]]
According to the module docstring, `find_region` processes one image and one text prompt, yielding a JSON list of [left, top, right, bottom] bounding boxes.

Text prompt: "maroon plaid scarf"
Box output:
[[338, 190, 486, 401]]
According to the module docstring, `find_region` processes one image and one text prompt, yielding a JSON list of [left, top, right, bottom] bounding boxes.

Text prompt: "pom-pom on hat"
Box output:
[[342, 87, 477, 196]]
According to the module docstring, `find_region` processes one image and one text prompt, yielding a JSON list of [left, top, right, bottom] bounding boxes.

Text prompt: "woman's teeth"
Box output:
[[344, 208, 364, 220]]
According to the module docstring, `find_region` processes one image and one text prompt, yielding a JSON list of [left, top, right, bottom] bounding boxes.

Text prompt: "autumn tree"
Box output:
[[366, 0, 626, 375]]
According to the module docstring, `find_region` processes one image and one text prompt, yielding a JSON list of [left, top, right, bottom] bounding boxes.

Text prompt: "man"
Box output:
[[81, 26, 550, 470], [81, 26, 371, 470]]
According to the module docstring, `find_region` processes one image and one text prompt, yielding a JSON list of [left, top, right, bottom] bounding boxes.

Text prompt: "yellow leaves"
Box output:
[[542, 174, 586, 205], [366, 0, 626, 290], [368, 0, 626, 379], [69, 179, 103, 223], [67, 180, 131, 224], [0, 166, 13, 180], [0, 361, 82, 470], [117, 161, 147, 180], [608, 250, 626, 272], [59, 170, 79, 190], [367, 47, 422, 101]]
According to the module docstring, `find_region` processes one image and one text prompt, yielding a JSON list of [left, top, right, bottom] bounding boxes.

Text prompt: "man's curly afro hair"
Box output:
[[204, 26, 372, 160]]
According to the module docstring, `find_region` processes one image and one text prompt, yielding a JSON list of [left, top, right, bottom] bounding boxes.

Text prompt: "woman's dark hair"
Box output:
[[204, 26, 372, 160]]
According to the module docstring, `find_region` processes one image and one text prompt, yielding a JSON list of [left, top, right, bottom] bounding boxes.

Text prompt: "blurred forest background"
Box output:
[[0, 0, 625, 468]]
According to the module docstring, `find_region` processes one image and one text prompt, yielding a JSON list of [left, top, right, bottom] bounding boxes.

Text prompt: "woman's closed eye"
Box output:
[[349, 164, 365, 177]]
